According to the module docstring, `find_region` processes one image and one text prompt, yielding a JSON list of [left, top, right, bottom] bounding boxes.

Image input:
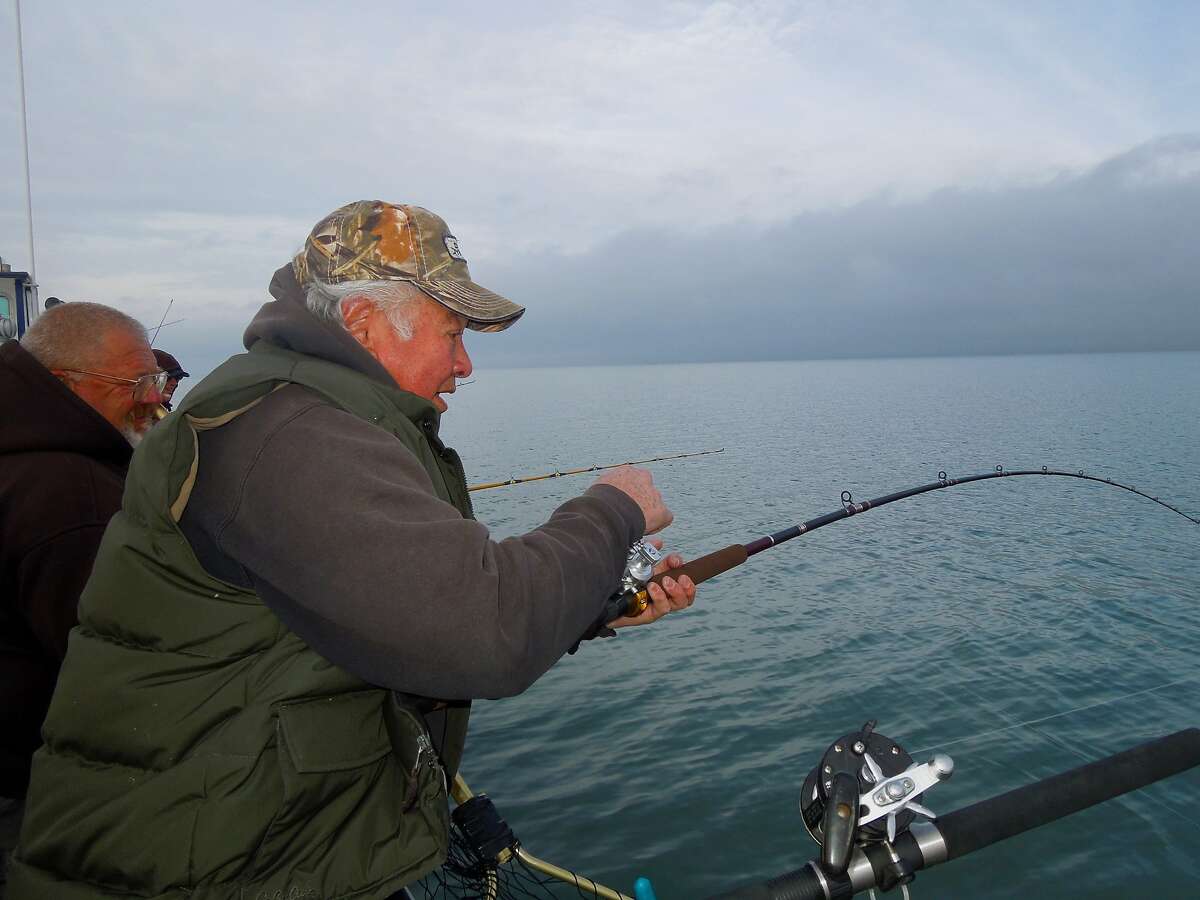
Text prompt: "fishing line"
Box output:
[[927, 675, 1200, 832], [950, 680, 1200, 832], [956, 681, 1108, 771], [910, 674, 1199, 757]]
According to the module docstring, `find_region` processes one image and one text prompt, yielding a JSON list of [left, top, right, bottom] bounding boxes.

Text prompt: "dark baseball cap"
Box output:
[[152, 349, 189, 379]]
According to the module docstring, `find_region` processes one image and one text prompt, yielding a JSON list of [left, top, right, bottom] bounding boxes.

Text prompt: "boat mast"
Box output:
[[14, 0, 36, 285]]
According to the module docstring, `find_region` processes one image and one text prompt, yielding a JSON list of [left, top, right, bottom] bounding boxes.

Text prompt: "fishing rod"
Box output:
[[468, 448, 724, 493], [426, 721, 1200, 900], [606, 466, 1199, 621], [424, 467, 1200, 899]]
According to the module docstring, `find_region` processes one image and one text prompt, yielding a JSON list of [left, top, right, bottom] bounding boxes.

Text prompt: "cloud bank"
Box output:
[[0, 2, 1197, 375], [473, 136, 1200, 367]]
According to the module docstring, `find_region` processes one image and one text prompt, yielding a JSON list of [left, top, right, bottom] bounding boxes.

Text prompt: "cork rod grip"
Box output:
[[649, 543, 748, 592]]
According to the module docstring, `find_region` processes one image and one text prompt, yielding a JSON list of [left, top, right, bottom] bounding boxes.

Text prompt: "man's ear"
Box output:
[[49, 369, 79, 394], [341, 297, 374, 349]]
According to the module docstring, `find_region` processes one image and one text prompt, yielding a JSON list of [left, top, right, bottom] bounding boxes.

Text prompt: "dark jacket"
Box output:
[[0, 340, 132, 798]]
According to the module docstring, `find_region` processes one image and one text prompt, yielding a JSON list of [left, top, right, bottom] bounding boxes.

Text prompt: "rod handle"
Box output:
[[610, 543, 748, 620]]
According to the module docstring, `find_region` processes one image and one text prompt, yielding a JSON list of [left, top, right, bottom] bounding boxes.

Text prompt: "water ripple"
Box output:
[[434, 352, 1200, 898]]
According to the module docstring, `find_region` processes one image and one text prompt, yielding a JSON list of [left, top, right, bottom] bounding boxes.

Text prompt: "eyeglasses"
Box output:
[[61, 369, 170, 403]]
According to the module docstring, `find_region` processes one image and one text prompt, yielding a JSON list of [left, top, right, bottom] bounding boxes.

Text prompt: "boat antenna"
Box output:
[[15, 0, 36, 284], [150, 299, 174, 347]]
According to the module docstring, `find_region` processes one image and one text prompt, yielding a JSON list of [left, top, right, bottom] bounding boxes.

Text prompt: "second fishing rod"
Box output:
[[602, 465, 1200, 622]]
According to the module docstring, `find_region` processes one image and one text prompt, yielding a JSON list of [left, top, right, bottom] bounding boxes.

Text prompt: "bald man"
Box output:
[[0, 302, 165, 887]]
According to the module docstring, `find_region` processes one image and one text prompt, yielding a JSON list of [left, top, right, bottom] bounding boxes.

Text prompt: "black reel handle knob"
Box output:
[[820, 772, 860, 874]]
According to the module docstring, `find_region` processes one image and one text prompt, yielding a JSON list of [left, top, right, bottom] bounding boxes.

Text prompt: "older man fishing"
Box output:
[[9, 201, 696, 900]]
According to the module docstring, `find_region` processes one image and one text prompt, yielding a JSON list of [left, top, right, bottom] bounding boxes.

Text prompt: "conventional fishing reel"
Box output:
[[800, 721, 954, 895]]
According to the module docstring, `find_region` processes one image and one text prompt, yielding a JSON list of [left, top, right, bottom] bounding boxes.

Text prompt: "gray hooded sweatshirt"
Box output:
[[178, 266, 644, 701]]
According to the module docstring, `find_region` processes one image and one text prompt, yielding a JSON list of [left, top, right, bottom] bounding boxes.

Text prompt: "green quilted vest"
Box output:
[[10, 343, 473, 900]]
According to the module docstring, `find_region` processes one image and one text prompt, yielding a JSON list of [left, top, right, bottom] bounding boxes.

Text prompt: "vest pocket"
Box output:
[[277, 689, 393, 772], [248, 689, 448, 892]]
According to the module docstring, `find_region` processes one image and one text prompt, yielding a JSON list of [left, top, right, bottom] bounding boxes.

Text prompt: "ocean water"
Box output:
[[435, 351, 1200, 899]]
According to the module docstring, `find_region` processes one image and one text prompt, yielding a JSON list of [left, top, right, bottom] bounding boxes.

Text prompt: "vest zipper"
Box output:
[[403, 731, 445, 812]]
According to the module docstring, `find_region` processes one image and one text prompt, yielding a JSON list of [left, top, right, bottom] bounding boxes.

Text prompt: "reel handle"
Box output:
[[820, 772, 860, 873], [605, 543, 748, 620]]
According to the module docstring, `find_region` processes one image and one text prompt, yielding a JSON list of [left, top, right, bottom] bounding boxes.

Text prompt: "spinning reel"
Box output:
[[620, 540, 663, 597], [599, 540, 665, 622], [800, 721, 954, 895]]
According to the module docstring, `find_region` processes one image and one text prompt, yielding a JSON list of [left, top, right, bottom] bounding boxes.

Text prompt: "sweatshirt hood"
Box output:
[[0, 340, 133, 466], [244, 265, 399, 390]]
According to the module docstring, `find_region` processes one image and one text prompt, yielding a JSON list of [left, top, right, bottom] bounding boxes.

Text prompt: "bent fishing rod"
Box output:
[[605, 466, 1200, 621], [468, 448, 724, 492]]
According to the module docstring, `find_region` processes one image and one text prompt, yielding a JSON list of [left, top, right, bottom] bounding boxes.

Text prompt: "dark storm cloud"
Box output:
[[470, 136, 1200, 369]]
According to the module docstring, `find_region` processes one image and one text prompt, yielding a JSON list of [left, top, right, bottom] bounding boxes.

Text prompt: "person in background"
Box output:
[[9, 201, 696, 900], [0, 302, 166, 895], [151, 348, 189, 410]]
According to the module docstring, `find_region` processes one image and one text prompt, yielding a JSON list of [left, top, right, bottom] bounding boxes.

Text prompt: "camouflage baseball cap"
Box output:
[[293, 200, 524, 332]]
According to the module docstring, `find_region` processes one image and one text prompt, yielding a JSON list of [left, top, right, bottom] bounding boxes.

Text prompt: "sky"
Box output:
[[1, 0, 1198, 378]]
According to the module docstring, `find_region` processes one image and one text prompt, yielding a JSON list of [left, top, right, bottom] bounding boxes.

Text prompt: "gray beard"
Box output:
[[121, 424, 145, 447]]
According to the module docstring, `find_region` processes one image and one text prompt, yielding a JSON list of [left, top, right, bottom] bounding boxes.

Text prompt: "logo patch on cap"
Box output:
[[443, 234, 465, 261]]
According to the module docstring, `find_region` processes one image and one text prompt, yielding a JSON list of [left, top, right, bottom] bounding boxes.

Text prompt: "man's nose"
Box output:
[[140, 384, 167, 406], [455, 340, 473, 379]]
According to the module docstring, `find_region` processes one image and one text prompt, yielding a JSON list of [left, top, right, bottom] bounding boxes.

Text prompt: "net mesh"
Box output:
[[410, 820, 623, 900]]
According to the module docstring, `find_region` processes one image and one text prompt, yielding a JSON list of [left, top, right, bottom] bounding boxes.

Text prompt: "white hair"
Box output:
[[21, 301, 148, 370], [305, 278, 424, 340]]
